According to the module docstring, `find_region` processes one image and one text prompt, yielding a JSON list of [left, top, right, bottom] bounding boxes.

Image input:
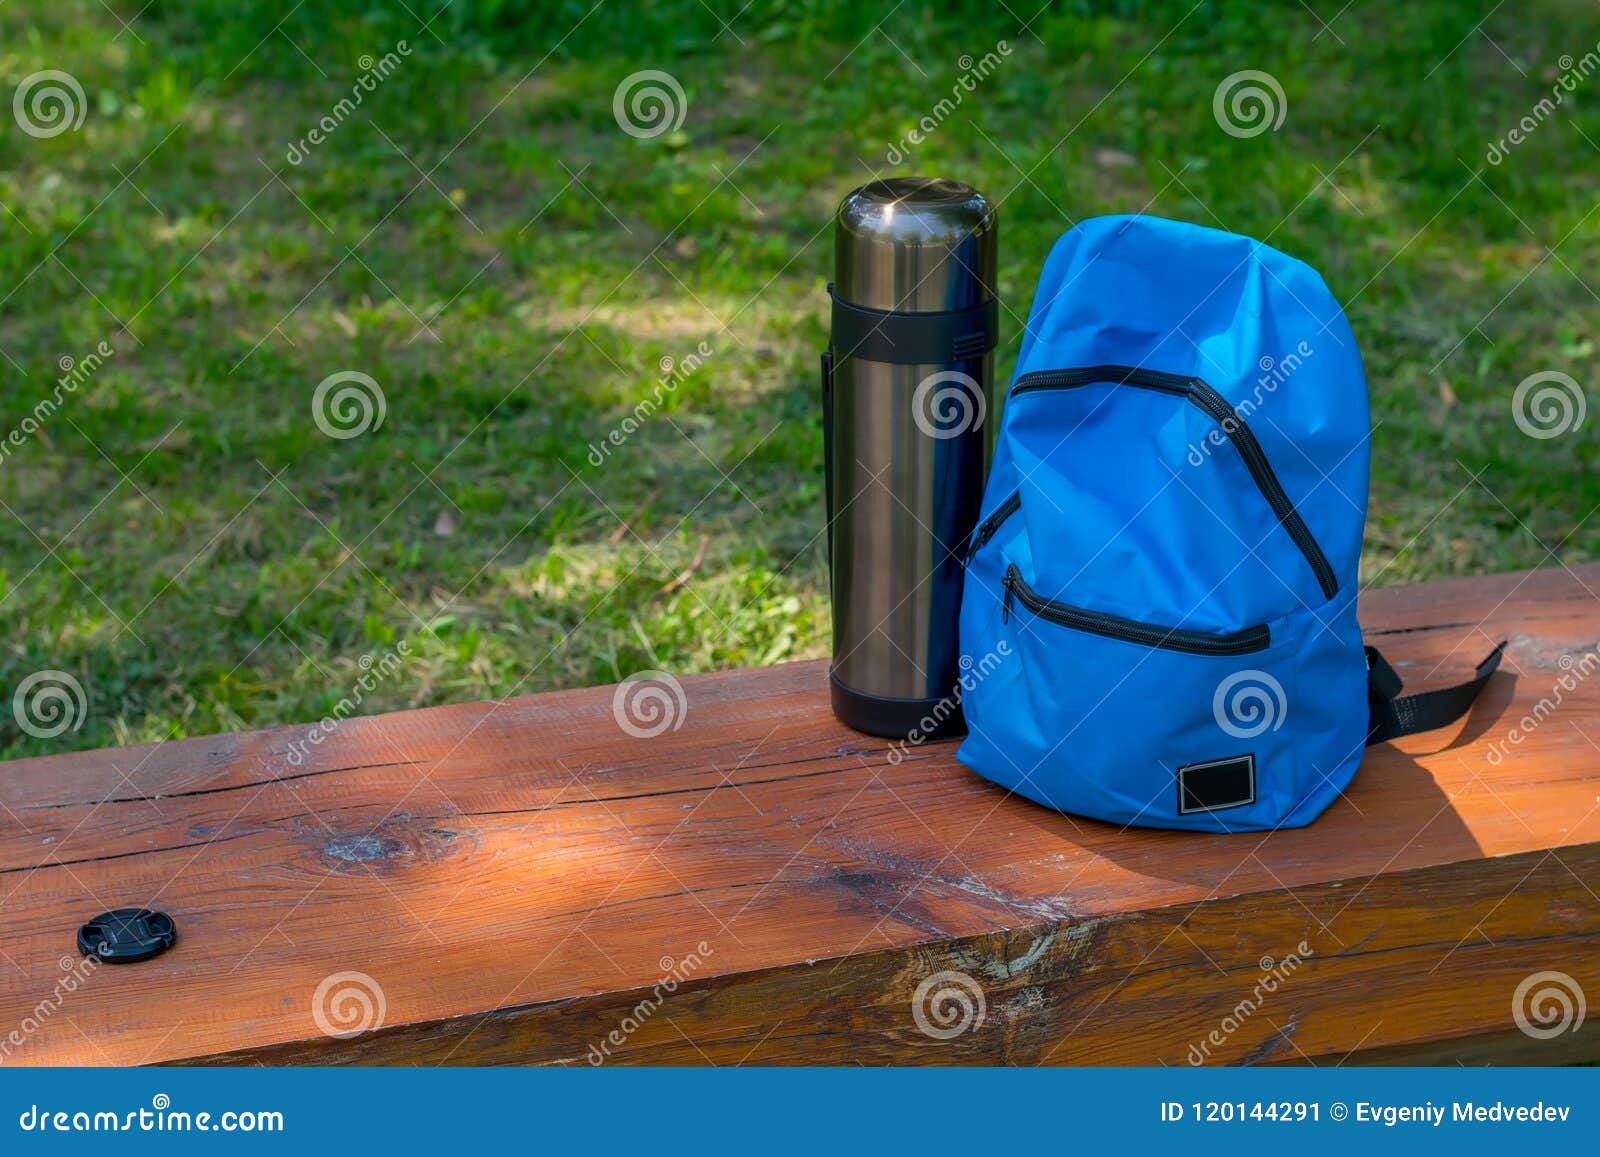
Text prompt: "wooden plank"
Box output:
[[1, 563, 1598, 1066]]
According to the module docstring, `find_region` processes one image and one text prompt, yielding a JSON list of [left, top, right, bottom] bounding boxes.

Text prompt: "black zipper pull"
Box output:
[[965, 491, 1022, 567], [1002, 568, 1015, 624]]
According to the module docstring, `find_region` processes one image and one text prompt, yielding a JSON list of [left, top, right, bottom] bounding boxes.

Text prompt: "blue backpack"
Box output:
[[957, 216, 1502, 832]]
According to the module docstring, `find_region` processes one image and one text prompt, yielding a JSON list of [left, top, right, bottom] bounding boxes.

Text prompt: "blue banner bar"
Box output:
[[1, 1068, 1591, 1153]]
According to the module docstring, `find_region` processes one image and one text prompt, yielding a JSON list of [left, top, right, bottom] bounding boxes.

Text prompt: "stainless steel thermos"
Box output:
[[822, 177, 998, 739]]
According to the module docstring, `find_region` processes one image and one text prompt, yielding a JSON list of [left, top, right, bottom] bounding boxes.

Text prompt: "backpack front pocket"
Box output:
[[961, 545, 1308, 832], [956, 479, 1319, 832], [1001, 564, 1269, 656]]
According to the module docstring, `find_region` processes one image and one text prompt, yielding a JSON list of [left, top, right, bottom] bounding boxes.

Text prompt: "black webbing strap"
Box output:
[[828, 283, 998, 365], [820, 349, 834, 567], [1365, 641, 1506, 746]]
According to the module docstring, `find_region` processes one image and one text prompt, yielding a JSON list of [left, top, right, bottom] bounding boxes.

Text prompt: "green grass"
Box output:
[[1, 0, 1596, 758]]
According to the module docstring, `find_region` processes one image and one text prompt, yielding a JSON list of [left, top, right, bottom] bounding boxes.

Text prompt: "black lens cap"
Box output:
[[77, 908, 177, 963]]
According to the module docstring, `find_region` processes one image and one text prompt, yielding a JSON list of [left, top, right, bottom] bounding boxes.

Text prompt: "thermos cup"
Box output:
[[821, 177, 998, 739]]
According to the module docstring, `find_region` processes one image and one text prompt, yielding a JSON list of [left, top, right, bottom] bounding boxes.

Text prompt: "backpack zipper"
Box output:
[[1002, 564, 1271, 656], [1012, 365, 1195, 398], [1010, 365, 1339, 599], [965, 489, 1021, 563]]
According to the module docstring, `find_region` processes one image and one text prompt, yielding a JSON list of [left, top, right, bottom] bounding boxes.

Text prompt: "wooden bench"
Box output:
[[3, 563, 1598, 1066]]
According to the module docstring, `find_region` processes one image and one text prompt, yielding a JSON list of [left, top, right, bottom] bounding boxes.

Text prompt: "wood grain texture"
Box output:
[[2, 563, 1598, 1066]]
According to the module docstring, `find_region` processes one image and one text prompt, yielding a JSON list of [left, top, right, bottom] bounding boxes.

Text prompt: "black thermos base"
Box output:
[[828, 671, 966, 741]]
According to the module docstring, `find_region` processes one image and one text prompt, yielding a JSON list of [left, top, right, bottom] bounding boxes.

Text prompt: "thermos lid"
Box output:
[[834, 177, 996, 313]]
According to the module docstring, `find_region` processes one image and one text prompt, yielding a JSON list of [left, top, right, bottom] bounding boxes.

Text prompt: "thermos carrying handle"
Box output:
[[820, 348, 834, 568]]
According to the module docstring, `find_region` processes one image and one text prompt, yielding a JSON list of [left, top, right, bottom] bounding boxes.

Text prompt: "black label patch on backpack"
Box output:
[[1177, 754, 1256, 814]]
